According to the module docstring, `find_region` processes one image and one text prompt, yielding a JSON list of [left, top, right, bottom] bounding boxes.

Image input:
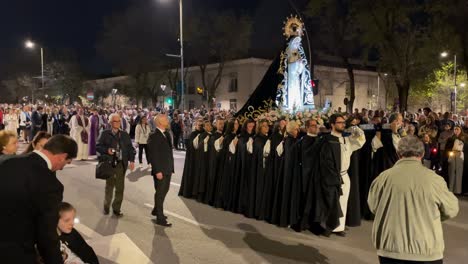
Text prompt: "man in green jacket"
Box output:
[[368, 136, 459, 264]]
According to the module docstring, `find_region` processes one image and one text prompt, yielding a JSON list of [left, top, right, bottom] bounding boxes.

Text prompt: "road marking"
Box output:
[[170, 182, 181, 187], [75, 223, 152, 263], [87, 233, 153, 264]]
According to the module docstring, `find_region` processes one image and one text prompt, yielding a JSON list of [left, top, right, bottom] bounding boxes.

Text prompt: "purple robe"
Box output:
[[88, 114, 100, 155]]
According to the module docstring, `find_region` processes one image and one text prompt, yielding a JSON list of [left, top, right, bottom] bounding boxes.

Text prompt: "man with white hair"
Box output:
[[96, 113, 135, 217], [368, 136, 459, 264], [147, 113, 174, 227]]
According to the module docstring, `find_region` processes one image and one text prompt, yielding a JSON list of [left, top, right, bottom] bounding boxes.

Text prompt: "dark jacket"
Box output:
[[0, 153, 63, 264], [96, 129, 135, 170], [59, 228, 99, 264], [147, 129, 174, 176], [31, 111, 43, 131]]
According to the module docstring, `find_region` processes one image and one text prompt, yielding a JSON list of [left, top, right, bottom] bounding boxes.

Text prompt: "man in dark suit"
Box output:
[[96, 113, 135, 217], [0, 134, 77, 264], [148, 113, 174, 227], [31, 106, 44, 140]]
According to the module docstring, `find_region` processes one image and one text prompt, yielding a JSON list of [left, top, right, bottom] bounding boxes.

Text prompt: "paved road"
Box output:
[[33, 142, 468, 264]]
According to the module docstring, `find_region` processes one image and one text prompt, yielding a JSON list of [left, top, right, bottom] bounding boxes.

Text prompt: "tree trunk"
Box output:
[[344, 58, 356, 113], [396, 79, 410, 112]]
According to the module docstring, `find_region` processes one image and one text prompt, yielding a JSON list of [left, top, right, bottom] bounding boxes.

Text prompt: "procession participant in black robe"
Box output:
[[179, 119, 203, 198], [251, 119, 270, 219], [263, 119, 287, 223], [204, 118, 225, 205], [276, 121, 300, 227], [234, 119, 256, 214], [317, 114, 365, 237], [358, 126, 376, 220], [290, 119, 319, 229], [344, 115, 363, 227], [372, 113, 403, 177], [192, 120, 213, 201], [215, 119, 240, 209]]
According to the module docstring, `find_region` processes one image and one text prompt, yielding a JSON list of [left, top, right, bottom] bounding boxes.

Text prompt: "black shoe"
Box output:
[[334, 231, 347, 237], [151, 209, 168, 219], [155, 220, 172, 227], [113, 211, 124, 217], [104, 207, 110, 215], [321, 229, 332, 237]]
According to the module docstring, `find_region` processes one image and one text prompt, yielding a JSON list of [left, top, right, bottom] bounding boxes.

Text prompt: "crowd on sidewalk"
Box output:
[[0, 101, 465, 263]]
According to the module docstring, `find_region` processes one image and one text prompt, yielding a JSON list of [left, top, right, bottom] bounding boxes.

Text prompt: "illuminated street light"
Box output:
[[25, 40, 35, 49], [24, 39, 45, 103], [441, 51, 449, 58]]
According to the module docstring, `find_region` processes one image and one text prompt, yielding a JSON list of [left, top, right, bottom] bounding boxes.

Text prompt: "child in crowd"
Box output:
[[58, 202, 99, 264]]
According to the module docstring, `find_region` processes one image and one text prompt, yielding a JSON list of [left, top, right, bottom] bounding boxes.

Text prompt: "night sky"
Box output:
[[0, 0, 308, 79]]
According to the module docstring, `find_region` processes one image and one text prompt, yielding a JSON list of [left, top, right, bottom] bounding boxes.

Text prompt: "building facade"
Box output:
[[84, 57, 388, 111]]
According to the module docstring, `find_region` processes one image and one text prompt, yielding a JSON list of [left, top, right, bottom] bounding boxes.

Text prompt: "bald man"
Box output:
[[147, 114, 174, 227]]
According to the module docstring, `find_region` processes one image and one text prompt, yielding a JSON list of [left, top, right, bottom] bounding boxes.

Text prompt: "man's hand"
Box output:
[[129, 162, 135, 171], [156, 172, 163, 180]]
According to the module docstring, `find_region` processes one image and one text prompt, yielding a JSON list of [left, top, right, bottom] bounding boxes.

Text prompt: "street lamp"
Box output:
[[440, 51, 458, 113], [24, 40, 45, 91], [160, 83, 167, 109], [25, 40, 45, 104], [160, 0, 184, 110]]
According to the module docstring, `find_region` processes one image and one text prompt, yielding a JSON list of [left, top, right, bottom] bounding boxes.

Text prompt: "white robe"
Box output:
[[69, 115, 90, 160], [331, 128, 366, 232]]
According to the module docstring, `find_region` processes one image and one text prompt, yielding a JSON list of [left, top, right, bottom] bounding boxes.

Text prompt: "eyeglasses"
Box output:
[[335, 121, 346, 124]]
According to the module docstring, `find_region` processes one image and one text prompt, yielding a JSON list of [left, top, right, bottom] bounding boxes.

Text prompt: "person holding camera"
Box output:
[[96, 113, 135, 217]]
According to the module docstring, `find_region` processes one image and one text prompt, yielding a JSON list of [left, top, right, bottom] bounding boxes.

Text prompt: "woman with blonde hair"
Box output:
[[0, 130, 18, 157]]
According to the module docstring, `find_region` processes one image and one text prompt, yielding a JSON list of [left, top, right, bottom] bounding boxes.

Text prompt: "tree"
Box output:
[[45, 61, 85, 104], [185, 10, 252, 105], [305, 0, 364, 113], [410, 62, 468, 112], [16, 74, 38, 103], [356, 0, 441, 112], [97, 2, 177, 106]]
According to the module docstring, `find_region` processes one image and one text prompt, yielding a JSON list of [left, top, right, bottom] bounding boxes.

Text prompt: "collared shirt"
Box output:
[[157, 127, 166, 137], [33, 150, 52, 170]]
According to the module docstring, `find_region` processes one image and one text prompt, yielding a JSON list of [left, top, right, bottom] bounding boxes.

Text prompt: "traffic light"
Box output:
[[166, 97, 173, 105], [196, 87, 204, 95], [312, 79, 319, 96]]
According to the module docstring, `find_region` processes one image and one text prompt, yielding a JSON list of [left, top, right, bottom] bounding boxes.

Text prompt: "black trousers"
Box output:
[[379, 256, 443, 264], [173, 134, 181, 149], [138, 144, 149, 164], [153, 173, 172, 219]]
